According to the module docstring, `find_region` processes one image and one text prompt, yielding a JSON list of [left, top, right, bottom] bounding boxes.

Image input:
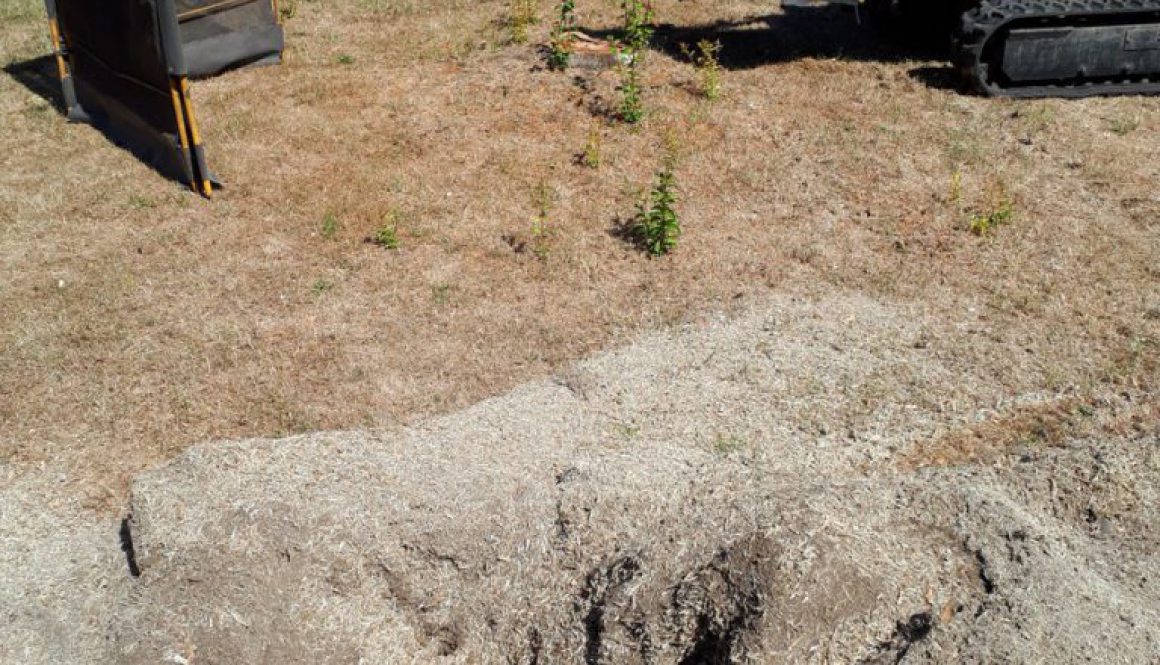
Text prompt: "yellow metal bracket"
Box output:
[[170, 76, 213, 198]]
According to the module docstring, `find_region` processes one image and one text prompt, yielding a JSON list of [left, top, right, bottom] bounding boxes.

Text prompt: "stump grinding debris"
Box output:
[[4, 295, 1157, 663]]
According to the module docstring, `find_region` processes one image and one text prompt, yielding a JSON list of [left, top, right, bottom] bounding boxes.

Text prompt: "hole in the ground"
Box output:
[[119, 518, 141, 578], [579, 556, 642, 664], [859, 611, 935, 664], [583, 602, 604, 665], [974, 550, 996, 594], [678, 613, 728, 665], [671, 536, 772, 664]]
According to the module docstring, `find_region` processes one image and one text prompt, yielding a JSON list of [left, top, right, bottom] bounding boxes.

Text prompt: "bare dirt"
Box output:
[[1, 0, 1158, 662]]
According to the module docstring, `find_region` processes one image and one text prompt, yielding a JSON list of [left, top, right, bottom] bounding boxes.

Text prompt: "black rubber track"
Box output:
[[953, 0, 1160, 97]]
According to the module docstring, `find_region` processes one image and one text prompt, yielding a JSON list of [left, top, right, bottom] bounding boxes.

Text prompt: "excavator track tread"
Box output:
[[953, 0, 1160, 97]]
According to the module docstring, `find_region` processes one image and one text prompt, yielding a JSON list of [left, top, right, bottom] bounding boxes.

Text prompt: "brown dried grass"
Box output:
[[900, 394, 1160, 470], [1, 0, 1157, 508]]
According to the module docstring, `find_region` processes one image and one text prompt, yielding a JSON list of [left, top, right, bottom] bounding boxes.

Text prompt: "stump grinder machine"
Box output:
[[865, 0, 1160, 97]]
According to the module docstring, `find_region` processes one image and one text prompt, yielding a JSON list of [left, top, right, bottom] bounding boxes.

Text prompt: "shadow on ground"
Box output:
[[3, 55, 67, 114], [585, 5, 961, 91]]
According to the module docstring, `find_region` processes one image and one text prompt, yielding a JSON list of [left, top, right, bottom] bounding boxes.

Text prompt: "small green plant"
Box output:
[[661, 126, 682, 169], [620, 0, 654, 56], [371, 218, 400, 249], [616, 54, 644, 123], [337, 53, 355, 65], [580, 124, 602, 168], [615, 421, 641, 439], [969, 197, 1014, 236], [312, 278, 334, 294], [683, 39, 723, 101], [508, 0, 538, 44], [631, 167, 680, 256], [711, 433, 747, 455], [321, 213, 340, 240], [948, 169, 963, 206], [530, 182, 555, 259], [547, 0, 577, 70], [611, 0, 653, 123]]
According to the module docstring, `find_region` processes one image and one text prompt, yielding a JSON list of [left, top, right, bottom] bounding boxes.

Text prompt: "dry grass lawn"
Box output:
[[1, 0, 1157, 509]]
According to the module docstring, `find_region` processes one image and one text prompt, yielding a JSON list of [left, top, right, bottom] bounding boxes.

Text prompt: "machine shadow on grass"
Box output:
[[3, 55, 68, 115], [585, 5, 961, 92]]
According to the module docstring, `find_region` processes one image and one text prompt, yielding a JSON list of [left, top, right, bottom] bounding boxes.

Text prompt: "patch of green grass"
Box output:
[[615, 421, 641, 439], [580, 124, 602, 168], [946, 126, 982, 165], [336, 53, 355, 65], [312, 278, 334, 295], [321, 213, 340, 240], [711, 432, 747, 455], [507, 0, 539, 45], [1106, 117, 1139, 136], [431, 282, 454, 305], [128, 195, 156, 210]]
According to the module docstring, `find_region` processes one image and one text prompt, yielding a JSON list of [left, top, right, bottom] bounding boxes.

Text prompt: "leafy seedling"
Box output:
[[969, 198, 1014, 236], [371, 222, 399, 249], [547, 0, 577, 70], [616, 52, 644, 123], [580, 124, 602, 168], [630, 168, 680, 256], [682, 39, 723, 101]]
